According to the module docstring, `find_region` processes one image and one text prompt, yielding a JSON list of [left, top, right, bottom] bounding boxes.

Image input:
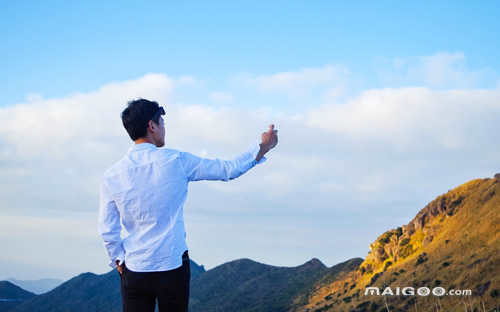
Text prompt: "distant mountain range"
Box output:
[[6, 260, 205, 312], [2, 175, 499, 312], [7, 278, 62, 295], [0, 281, 35, 311]]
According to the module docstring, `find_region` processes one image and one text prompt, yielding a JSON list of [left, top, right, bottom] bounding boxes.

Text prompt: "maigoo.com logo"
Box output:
[[364, 286, 472, 297]]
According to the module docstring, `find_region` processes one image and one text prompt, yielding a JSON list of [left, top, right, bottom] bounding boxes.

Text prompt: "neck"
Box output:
[[134, 137, 155, 145]]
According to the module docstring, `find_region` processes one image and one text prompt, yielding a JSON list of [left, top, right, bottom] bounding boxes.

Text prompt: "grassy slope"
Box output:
[[297, 177, 500, 312]]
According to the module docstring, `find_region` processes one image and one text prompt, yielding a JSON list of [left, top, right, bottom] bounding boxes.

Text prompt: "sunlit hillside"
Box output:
[[295, 175, 500, 312]]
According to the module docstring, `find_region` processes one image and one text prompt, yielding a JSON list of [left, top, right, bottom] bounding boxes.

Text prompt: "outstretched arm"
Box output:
[[180, 124, 278, 182]]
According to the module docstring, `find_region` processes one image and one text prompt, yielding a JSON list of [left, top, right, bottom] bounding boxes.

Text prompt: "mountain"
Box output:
[[189, 257, 330, 312], [7, 278, 63, 295], [10, 260, 205, 312], [7, 255, 332, 312], [0, 281, 36, 311], [296, 175, 500, 312], [290, 257, 363, 308]]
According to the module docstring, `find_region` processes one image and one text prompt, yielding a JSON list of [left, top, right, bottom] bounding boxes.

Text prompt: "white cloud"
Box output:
[[176, 75, 198, 86], [25, 93, 43, 102], [417, 52, 469, 87], [0, 73, 173, 159], [209, 91, 234, 103], [247, 64, 349, 93], [381, 52, 496, 89], [167, 105, 263, 148], [306, 87, 500, 149]]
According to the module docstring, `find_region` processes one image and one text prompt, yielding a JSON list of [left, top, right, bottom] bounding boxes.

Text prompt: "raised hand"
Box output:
[[256, 124, 278, 161]]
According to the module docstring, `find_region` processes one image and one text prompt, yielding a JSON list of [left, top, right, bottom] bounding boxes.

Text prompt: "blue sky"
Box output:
[[3, 1, 499, 106], [1, 1, 500, 280]]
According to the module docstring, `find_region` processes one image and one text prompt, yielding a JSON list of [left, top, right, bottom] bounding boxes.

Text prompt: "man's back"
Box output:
[[101, 143, 188, 272]]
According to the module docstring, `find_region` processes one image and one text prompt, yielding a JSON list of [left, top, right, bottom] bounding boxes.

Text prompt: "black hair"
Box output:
[[121, 98, 161, 141]]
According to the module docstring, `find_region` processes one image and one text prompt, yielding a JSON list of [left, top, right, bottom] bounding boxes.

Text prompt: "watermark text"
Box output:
[[364, 286, 472, 297]]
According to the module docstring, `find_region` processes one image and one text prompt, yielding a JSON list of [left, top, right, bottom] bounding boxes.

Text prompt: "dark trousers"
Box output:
[[120, 250, 190, 312]]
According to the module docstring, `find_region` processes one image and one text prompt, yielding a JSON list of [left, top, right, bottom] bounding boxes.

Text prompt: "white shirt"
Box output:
[[98, 142, 265, 272]]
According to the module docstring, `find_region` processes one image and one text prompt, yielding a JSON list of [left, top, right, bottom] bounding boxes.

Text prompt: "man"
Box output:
[[98, 98, 278, 312]]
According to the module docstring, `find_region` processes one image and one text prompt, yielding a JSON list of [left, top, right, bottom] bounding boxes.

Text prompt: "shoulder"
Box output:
[[102, 158, 126, 180], [154, 147, 182, 160], [151, 148, 191, 169]]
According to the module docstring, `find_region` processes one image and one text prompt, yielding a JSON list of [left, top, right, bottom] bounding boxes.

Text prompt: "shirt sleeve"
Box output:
[[179, 142, 267, 182], [98, 180, 125, 269]]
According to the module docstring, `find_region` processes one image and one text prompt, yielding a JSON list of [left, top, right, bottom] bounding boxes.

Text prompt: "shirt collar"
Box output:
[[128, 143, 157, 153]]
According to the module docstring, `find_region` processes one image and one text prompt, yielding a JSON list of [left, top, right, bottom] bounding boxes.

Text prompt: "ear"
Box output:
[[148, 120, 156, 133]]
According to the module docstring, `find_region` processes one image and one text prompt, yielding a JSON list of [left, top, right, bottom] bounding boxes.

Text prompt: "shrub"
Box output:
[[342, 296, 351, 303], [442, 261, 451, 267], [370, 273, 382, 285], [490, 289, 499, 298], [416, 253, 428, 265], [400, 238, 410, 246], [379, 232, 393, 244], [384, 261, 393, 270], [313, 304, 333, 312], [400, 244, 414, 259], [370, 302, 380, 312], [450, 196, 464, 208], [356, 301, 370, 309], [395, 227, 403, 237]]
